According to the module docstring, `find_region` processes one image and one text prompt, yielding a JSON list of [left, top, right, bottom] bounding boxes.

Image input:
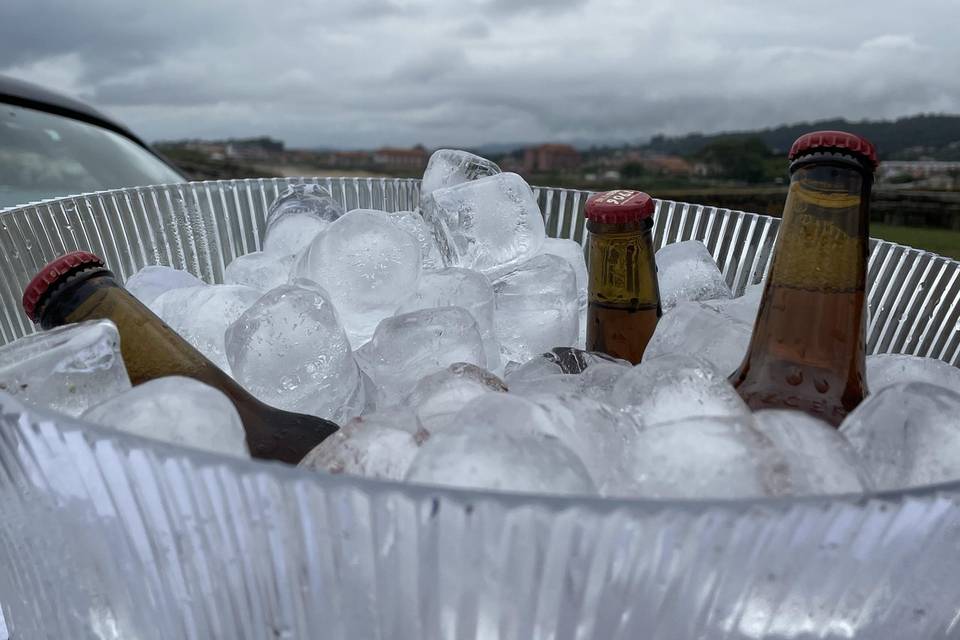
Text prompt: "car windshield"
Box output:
[[0, 103, 184, 210]]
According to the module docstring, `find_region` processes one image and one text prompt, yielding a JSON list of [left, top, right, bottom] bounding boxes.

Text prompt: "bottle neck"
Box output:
[[35, 269, 339, 461], [767, 160, 871, 292], [37, 268, 118, 330], [586, 217, 659, 307], [38, 270, 226, 385]]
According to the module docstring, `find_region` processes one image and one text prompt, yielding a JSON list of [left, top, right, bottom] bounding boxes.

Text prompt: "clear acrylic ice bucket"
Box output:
[[1, 178, 960, 639]]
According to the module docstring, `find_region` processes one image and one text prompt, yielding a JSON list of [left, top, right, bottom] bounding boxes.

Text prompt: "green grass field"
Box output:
[[871, 224, 960, 260]]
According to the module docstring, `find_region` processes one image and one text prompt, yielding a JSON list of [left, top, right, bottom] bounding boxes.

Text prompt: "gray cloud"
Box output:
[[455, 19, 492, 39], [2, 0, 959, 148], [483, 0, 589, 15]]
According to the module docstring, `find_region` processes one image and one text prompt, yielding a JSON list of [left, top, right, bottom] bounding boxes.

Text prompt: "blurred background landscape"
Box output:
[[4, 0, 960, 256], [157, 113, 960, 257]]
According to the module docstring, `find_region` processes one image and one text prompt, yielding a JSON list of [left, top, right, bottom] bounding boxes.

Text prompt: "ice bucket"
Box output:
[[2, 178, 960, 639]]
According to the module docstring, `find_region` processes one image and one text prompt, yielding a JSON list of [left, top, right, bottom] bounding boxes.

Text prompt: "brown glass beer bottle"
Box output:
[[584, 190, 662, 364], [22, 251, 339, 463], [730, 131, 877, 426]]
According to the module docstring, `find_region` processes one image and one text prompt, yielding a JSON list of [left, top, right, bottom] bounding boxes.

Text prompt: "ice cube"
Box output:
[[705, 281, 764, 325], [124, 265, 205, 306], [577, 305, 587, 349], [503, 348, 629, 397], [423, 172, 545, 274], [503, 354, 561, 379], [538, 346, 630, 374], [512, 371, 633, 400], [866, 354, 960, 394], [643, 300, 752, 377], [336, 373, 369, 424], [225, 282, 362, 424], [405, 424, 596, 495], [506, 373, 581, 397], [403, 363, 507, 433], [149, 284, 261, 373], [754, 409, 873, 495], [384, 210, 443, 271], [655, 240, 732, 309], [396, 267, 499, 370], [290, 209, 422, 345], [623, 415, 789, 499], [410, 391, 631, 491], [355, 307, 486, 406], [299, 410, 425, 480], [262, 183, 344, 256], [420, 148, 501, 201], [840, 382, 960, 490], [524, 392, 642, 495], [563, 362, 632, 404], [81, 376, 248, 458], [610, 354, 751, 426], [0, 320, 131, 417], [223, 251, 295, 293], [493, 254, 579, 364], [502, 351, 572, 395], [540, 238, 588, 309]]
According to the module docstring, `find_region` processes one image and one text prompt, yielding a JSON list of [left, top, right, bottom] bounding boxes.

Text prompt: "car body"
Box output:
[[0, 75, 185, 210]]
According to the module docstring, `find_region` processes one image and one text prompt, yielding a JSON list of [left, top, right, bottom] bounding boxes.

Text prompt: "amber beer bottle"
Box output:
[[730, 131, 877, 426], [22, 251, 338, 463], [584, 190, 662, 364]]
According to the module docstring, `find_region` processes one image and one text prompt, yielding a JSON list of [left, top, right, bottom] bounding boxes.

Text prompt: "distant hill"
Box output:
[[645, 114, 960, 160], [471, 137, 629, 157]]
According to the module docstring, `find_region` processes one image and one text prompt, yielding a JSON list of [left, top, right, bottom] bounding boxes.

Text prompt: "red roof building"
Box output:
[[523, 144, 582, 173], [328, 150, 374, 168], [373, 146, 429, 170]]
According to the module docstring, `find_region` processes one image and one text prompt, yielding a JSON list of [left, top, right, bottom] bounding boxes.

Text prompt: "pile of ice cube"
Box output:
[[4, 148, 960, 501]]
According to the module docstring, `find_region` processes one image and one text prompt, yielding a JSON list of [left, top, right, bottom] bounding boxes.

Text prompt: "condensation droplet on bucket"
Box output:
[[786, 368, 803, 386]]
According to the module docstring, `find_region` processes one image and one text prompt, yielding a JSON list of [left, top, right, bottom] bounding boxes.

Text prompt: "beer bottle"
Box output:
[[584, 190, 662, 364], [22, 251, 338, 463], [730, 131, 877, 426]]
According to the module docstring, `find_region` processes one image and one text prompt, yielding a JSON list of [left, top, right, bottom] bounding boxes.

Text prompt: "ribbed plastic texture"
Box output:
[[1, 178, 960, 639]]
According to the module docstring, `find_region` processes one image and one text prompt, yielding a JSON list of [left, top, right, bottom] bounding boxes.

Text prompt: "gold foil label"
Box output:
[[768, 183, 867, 291], [588, 231, 659, 305]]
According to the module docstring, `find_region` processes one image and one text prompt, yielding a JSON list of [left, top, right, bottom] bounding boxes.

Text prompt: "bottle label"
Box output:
[[587, 231, 659, 305], [768, 183, 866, 292]]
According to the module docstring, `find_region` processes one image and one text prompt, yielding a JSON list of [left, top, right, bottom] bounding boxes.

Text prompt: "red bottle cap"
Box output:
[[788, 130, 878, 169], [585, 190, 655, 224], [22, 251, 106, 322]]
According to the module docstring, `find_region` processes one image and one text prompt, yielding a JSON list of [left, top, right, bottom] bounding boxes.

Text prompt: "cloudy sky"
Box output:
[[2, 0, 959, 149]]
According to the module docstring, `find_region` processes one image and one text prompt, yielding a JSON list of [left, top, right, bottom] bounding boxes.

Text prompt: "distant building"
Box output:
[[225, 137, 284, 161], [692, 162, 712, 177], [641, 155, 692, 176], [497, 156, 524, 173], [373, 145, 429, 170], [523, 144, 582, 173], [328, 150, 374, 168], [878, 160, 960, 189], [878, 160, 960, 179], [182, 141, 228, 161]]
